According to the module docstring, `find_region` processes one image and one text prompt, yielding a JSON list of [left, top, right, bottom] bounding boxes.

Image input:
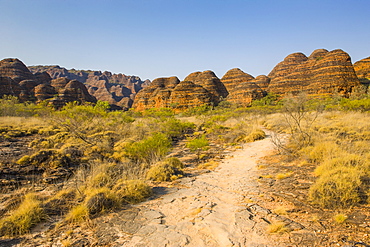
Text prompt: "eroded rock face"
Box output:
[[184, 70, 228, 103], [29, 65, 149, 109], [253, 75, 270, 91], [227, 80, 267, 106], [169, 81, 213, 111], [354, 56, 370, 85], [0, 58, 36, 83], [0, 58, 96, 107], [0, 59, 41, 101], [132, 77, 181, 111], [221, 68, 255, 93], [221, 68, 268, 106], [267, 49, 360, 96], [0, 76, 22, 98], [133, 71, 227, 112]]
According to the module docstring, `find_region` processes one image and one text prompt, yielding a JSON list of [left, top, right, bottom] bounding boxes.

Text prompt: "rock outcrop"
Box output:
[[0, 58, 96, 106], [0, 58, 37, 83], [221, 68, 255, 92], [169, 81, 213, 111], [133, 77, 180, 111], [29, 65, 149, 109], [227, 80, 267, 106], [221, 68, 268, 106], [267, 49, 360, 96], [184, 70, 228, 103], [354, 56, 370, 85], [2, 48, 365, 111], [133, 71, 226, 111]]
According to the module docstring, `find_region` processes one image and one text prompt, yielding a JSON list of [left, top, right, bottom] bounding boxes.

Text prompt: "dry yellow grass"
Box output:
[[266, 221, 290, 234]]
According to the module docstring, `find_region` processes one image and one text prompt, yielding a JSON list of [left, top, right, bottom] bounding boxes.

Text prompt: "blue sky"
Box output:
[[1, 0, 369, 81]]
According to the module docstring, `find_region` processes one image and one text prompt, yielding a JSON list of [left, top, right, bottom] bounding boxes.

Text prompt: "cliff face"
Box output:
[[29, 65, 149, 109], [0, 58, 96, 106], [354, 56, 370, 85], [267, 49, 360, 96]]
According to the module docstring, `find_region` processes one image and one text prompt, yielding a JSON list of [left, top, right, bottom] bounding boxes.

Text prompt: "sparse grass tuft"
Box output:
[[276, 171, 293, 180], [65, 204, 89, 223], [273, 206, 288, 215], [333, 213, 348, 224], [266, 221, 290, 234]]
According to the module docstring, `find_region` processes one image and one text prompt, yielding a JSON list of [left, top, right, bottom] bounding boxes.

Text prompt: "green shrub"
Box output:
[[124, 133, 171, 164], [186, 135, 209, 152], [160, 118, 195, 139]]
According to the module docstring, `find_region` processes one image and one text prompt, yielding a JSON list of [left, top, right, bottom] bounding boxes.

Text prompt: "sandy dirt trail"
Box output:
[[103, 131, 287, 247]]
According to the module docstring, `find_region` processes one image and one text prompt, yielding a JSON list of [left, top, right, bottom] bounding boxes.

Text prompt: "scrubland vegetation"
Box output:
[[261, 92, 370, 210], [0, 87, 369, 237]]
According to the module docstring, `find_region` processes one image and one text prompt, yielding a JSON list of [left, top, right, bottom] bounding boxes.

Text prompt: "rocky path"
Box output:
[[94, 132, 303, 247]]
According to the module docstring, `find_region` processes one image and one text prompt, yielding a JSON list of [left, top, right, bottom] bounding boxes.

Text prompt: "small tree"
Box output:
[[272, 92, 321, 155]]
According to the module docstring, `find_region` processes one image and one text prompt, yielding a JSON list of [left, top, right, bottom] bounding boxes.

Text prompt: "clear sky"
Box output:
[[1, 0, 369, 81]]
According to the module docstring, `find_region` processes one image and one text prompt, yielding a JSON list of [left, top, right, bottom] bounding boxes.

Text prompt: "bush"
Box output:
[[186, 135, 209, 153], [124, 133, 171, 164], [163, 157, 184, 169], [160, 118, 195, 139], [300, 141, 341, 163]]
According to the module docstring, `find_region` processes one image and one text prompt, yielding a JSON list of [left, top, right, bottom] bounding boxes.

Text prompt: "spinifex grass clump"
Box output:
[[0, 194, 44, 236], [146, 157, 185, 182], [298, 112, 370, 209], [245, 129, 266, 142], [113, 179, 152, 204]]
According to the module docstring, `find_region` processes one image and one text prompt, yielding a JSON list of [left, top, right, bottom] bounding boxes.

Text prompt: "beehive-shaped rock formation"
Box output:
[[0, 58, 96, 106], [267, 49, 360, 96], [29, 65, 149, 108], [221, 68, 255, 92], [354, 56, 370, 85]]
